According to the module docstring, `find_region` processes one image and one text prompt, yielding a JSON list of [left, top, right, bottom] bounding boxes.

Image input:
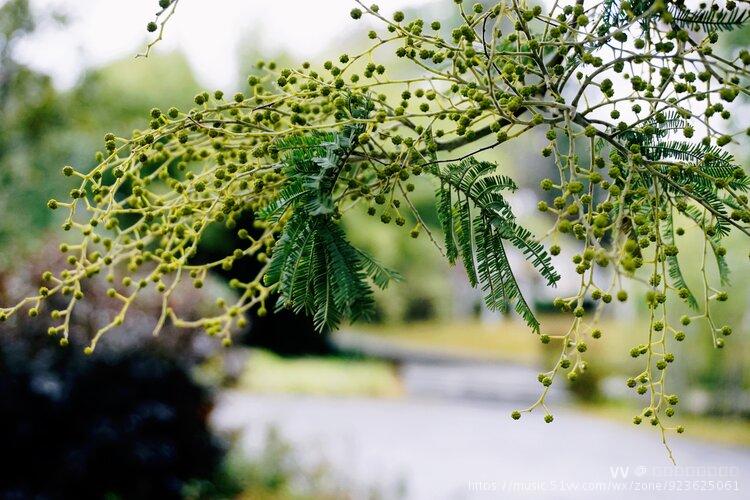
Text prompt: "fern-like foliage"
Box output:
[[261, 97, 402, 331], [601, 0, 749, 33], [660, 209, 699, 310], [645, 141, 747, 196], [683, 204, 731, 285], [618, 117, 748, 239], [669, 2, 749, 31], [263, 106, 563, 333], [615, 111, 689, 145], [432, 158, 560, 332], [264, 211, 396, 330]]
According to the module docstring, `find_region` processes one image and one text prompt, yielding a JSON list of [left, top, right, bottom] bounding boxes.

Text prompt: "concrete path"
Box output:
[[212, 392, 750, 500]]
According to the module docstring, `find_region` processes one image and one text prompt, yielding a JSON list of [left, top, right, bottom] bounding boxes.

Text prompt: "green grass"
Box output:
[[353, 315, 651, 367], [353, 319, 542, 364], [235, 350, 403, 397]]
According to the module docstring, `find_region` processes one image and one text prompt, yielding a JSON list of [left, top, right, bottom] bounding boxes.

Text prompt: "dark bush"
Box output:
[[0, 342, 224, 500]]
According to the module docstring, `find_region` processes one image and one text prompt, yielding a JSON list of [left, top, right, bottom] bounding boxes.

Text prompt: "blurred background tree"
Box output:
[[0, 0, 69, 260]]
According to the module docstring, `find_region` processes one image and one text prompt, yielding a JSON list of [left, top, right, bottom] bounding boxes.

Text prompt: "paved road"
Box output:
[[212, 391, 750, 500], [399, 361, 568, 404], [334, 330, 569, 404]]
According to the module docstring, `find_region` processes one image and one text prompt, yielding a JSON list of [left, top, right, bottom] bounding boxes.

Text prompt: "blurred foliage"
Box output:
[[0, 240, 226, 357], [0, 331, 224, 498], [0, 0, 68, 260], [185, 427, 368, 500], [0, 0, 200, 265]]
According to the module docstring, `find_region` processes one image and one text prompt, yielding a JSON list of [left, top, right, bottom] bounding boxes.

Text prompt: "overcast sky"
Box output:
[[15, 0, 436, 90]]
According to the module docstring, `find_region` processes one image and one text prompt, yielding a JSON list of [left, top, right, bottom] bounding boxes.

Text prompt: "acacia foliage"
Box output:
[[3, 0, 750, 453]]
